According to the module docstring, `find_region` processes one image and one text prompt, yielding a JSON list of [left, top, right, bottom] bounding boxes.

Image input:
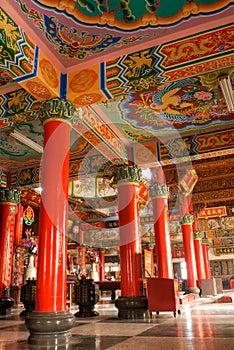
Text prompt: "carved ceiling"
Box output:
[[0, 1, 234, 218]]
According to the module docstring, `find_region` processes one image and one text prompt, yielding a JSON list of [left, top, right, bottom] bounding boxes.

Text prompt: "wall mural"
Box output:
[[105, 25, 234, 96], [0, 169, 7, 186], [0, 120, 43, 165], [158, 25, 234, 70], [104, 77, 231, 137], [0, 89, 40, 125], [160, 128, 234, 161], [0, 69, 15, 88], [0, 119, 44, 161], [0, 8, 36, 79]]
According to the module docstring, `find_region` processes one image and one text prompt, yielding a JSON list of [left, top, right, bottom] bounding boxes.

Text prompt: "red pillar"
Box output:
[[114, 164, 148, 319], [76, 246, 86, 276], [150, 184, 173, 279], [11, 203, 24, 287], [36, 109, 72, 312], [26, 98, 75, 346], [180, 215, 199, 293], [77, 229, 86, 276], [99, 250, 105, 281], [0, 189, 20, 297], [193, 217, 205, 287], [193, 232, 205, 287], [118, 182, 142, 296], [14, 203, 24, 247], [202, 237, 211, 279]]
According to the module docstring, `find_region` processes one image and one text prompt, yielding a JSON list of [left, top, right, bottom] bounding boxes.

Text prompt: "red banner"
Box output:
[[180, 169, 198, 196], [198, 206, 227, 219], [144, 249, 154, 277]]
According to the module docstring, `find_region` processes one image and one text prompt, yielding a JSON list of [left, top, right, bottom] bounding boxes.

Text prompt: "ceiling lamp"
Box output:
[[10, 130, 43, 153], [218, 74, 234, 113]]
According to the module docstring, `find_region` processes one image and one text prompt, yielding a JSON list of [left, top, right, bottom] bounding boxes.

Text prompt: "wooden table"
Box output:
[[95, 281, 121, 300], [10, 285, 21, 305]]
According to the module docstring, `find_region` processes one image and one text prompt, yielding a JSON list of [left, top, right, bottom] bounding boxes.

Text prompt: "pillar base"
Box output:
[[0, 297, 14, 315], [115, 296, 149, 320], [25, 310, 75, 347], [185, 286, 200, 294]]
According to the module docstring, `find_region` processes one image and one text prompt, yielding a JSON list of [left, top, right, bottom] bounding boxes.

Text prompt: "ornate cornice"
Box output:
[[114, 164, 142, 184], [192, 188, 234, 204], [40, 98, 75, 126], [149, 183, 169, 199], [193, 231, 202, 240], [179, 215, 194, 225], [213, 246, 234, 256], [194, 177, 234, 193], [0, 188, 20, 204]]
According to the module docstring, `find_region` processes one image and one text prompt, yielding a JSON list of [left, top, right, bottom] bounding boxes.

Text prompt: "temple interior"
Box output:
[[0, 1, 234, 349]]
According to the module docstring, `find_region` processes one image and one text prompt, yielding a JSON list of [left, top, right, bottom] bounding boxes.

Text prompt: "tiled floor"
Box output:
[[0, 293, 234, 349]]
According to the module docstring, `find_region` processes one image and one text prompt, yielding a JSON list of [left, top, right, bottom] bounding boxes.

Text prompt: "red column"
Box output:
[[11, 203, 24, 287], [99, 250, 105, 281], [114, 165, 148, 319], [26, 98, 75, 346], [0, 189, 20, 297], [77, 230, 86, 276], [193, 217, 205, 286], [14, 203, 24, 246], [118, 180, 143, 296], [150, 184, 173, 279], [202, 237, 211, 279], [193, 232, 205, 287], [180, 215, 199, 293], [80, 246, 87, 276], [36, 104, 73, 312]]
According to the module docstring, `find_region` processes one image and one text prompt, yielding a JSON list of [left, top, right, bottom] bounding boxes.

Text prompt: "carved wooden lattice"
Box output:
[[210, 260, 234, 277]]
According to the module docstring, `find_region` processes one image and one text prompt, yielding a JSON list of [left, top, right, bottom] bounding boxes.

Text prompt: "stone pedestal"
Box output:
[[215, 278, 223, 294], [200, 278, 217, 297], [115, 296, 148, 320], [25, 311, 75, 347], [201, 278, 223, 297]]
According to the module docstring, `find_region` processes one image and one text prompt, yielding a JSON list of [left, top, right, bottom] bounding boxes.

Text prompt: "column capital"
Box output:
[[98, 248, 105, 252], [179, 214, 194, 225], [115, 164, 142, 185], [0, 188, 20, 205], [40, 98, 75, 126], [193, 231, 202, 240], [202, 237, 209, 244], [149, 183, 169, 199]]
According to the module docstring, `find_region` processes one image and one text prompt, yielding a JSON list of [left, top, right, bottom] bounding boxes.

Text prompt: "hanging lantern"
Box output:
[[23, 206, 34, 226]]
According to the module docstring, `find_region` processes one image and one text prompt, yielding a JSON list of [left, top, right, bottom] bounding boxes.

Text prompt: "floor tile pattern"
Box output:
[[0, 294, 234, 349]]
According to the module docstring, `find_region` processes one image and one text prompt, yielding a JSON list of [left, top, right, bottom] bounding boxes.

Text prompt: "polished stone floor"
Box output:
[[0, 292, 234, 350]]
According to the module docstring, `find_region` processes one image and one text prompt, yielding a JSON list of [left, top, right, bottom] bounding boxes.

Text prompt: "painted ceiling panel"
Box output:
[[2, 0, 232, 69], [94, 72, 234, 140], [0, 1, 233, 179]]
